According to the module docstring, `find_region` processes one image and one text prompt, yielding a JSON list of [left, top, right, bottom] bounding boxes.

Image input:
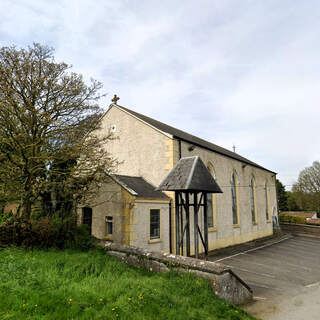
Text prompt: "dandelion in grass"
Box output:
[[112, 307, 116, 311], [128, 297, 132, 301], [99, 298, 103, 303]]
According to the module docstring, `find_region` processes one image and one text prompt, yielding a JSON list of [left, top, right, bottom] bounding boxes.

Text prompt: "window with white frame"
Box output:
[[105, 216, 113, 236], [150, 209, 160, 239]]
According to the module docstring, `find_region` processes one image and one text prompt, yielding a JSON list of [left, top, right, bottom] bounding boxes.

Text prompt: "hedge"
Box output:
[[279, 214, 306, 224]]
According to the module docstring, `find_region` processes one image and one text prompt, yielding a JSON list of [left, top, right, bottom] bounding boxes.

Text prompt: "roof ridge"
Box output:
[[113, 104, 276, 174], [185, 156, 199, 189]]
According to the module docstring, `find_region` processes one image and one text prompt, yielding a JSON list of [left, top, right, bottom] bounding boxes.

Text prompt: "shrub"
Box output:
[[70, 224, 95, 251], [0, 209, 14, 225], [279, 214, 306, 224], [0, 216, 95, 250]]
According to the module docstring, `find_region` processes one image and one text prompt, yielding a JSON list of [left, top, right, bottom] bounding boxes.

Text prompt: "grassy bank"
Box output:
[[0, 248, 255, 319]]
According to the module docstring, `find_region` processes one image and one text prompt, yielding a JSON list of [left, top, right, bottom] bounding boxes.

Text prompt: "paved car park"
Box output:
[[209, 236, 320, 320]]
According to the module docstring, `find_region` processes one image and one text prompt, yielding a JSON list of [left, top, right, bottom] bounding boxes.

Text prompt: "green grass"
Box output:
[[0, 247, 255, 320]]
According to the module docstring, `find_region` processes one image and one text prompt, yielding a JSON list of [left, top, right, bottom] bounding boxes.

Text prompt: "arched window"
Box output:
[[250, 177, 257, 224], [206, 162, 216, 229], [265, 182, 270, 221], [231, 171, 239, 225]]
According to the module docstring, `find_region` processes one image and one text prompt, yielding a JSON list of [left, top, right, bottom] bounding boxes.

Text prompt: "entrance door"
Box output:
[[82, 207, 92, 234]]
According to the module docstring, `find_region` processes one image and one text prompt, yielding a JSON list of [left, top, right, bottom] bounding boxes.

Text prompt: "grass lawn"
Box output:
[[0, 247, 256, 320]]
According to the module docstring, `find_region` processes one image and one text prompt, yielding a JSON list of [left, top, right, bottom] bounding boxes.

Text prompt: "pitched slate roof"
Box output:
[[114, 104, 275, 174], [157, 156, 223, 193], [112, 174, 169, 200]]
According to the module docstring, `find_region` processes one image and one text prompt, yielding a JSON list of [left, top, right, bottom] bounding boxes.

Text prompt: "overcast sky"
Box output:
[[1, 0, 320, 188]]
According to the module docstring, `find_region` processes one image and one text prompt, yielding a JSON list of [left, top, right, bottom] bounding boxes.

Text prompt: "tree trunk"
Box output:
[[22, 197, 32, 219]]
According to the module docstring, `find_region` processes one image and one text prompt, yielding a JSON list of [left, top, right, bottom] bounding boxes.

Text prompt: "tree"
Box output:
[[276, 179, 288, 212], [0, 43, 116, 218], [286, 191, 301, 211], [292, 161, 320, 213]]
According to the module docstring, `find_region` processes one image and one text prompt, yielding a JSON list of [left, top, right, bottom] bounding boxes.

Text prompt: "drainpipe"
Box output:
[[169, 201, 172, 253]]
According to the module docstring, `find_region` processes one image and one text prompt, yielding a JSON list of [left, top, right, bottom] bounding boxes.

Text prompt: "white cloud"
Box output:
[[1, 0, 320, 188]]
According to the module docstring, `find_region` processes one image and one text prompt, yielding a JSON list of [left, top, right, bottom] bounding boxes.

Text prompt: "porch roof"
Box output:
[[157, 156, 223, 193], [112, 175, 169, 199]]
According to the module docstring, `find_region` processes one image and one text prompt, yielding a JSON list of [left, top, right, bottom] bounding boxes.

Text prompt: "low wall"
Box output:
[[101, 241, 253, 305], [280, 223, 320, 237]]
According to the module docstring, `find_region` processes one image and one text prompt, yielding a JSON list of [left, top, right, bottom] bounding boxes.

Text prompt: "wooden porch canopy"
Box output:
[[157, 156, 222, 258]]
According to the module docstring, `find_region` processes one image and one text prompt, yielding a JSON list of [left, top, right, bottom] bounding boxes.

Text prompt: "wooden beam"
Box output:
[[185, 192, 191, 257], [193, 192, 199, 258], [180, 196, 184, 256], [175, 192, 180, 255], [203, 192, 208, 256]]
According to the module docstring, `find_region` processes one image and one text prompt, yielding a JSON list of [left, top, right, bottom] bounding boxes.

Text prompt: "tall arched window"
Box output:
[[207, 163, 216, 229], [265, 182, 270, 221], [231, 171, 239, 225], [250, 177, 257, 224]]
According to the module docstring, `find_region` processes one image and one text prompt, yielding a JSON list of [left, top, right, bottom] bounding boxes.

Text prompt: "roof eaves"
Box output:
[[174, 136, 277, 175], [115, 105, 173, 139], [139, 176, 170, 199], [110, 175, 138, 196], [135, 197, 170, 202], [108, 104, 276, 175]]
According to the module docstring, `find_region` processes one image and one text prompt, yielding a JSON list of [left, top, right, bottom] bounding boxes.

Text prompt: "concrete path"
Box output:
[[209, 236, 320, 320]]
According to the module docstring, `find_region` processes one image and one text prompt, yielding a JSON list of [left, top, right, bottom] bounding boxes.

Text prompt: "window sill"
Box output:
[[233, 224, 240, 228], [208, 227, 217, 232], [252, 222, 258, 226], [104, 236, 113, 241], [267, 220, 272, 223], [149, 238, 161, 244]]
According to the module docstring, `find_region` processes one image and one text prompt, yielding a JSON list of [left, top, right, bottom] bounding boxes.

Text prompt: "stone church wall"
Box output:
[[174, 139, 275, 252], [100, 106, 172, 187]]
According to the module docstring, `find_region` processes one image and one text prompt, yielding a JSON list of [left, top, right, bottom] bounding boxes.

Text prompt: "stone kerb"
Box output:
[[101, 241, 253, 305]]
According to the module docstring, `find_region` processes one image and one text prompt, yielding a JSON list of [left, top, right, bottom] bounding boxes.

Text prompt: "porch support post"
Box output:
[[180, 194, 184, 256], [193, 192, 199, 259], [175, 191, 180, 255], [203, 192, 208, 256], [185, 192, 191, 257]]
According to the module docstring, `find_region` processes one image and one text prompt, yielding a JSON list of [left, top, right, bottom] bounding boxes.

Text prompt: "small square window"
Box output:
[[150, 209, 160, 239], [105, 216, 113, 236], [110, 124, 116, 133]]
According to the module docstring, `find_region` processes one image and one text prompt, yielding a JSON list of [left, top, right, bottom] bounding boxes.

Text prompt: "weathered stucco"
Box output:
[[82, 104, 277, 255], [78, 178, 170, 252], [172, 139, 275, 253], [77, 181, 123, 242], [131, 200, 170, 252], [100, 106, 172, 187]]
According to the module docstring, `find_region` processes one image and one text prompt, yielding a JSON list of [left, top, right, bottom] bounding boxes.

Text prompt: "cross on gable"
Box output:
[[112, 94, 120, 104]]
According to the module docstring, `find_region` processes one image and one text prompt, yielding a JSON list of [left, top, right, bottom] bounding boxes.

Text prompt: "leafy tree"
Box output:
[[292, 161, 320, 213], [0, 43, 116, 218], [286, 191, 301, 211], [276, 179, 288, 212]]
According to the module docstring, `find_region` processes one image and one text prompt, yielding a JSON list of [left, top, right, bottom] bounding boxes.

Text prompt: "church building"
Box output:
[[78, 98, 278, 255]]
